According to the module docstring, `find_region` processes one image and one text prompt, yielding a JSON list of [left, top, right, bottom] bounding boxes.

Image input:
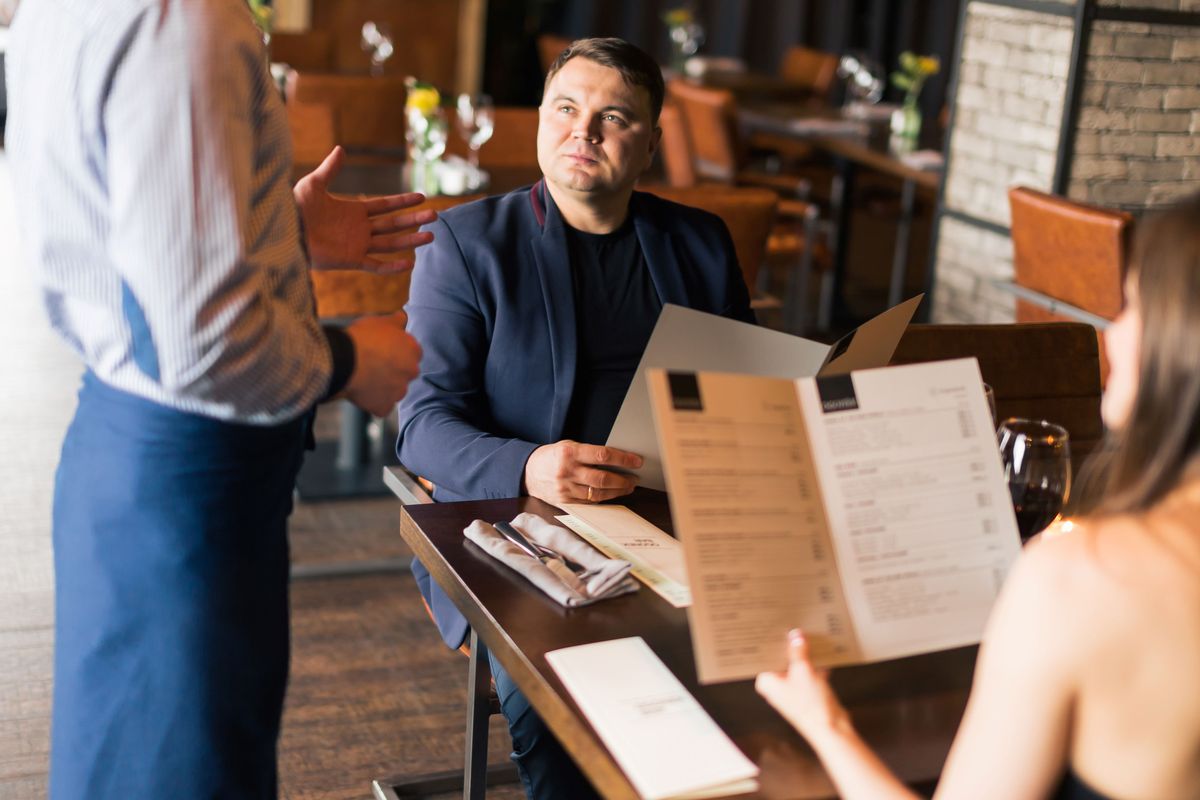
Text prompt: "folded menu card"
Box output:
[[557, 504, 692, 608], [649, 358, 1022, 684], [545, 637, 759, 800], [607, 295, 923, 490]]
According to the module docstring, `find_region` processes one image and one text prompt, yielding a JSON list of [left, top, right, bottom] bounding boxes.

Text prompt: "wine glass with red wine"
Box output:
[[997, 418, 1071, 543]]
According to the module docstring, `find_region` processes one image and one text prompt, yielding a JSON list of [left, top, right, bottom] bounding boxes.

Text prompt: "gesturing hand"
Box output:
[[294, 146, 437, 273], [337, 312, 422, 417], [523, 441, 643, 506], [755, 629, 850, 742]]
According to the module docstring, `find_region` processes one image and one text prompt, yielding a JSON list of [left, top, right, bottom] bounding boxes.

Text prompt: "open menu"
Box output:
[[647, 358, 1022, 684], [607, 295, 923, 491]]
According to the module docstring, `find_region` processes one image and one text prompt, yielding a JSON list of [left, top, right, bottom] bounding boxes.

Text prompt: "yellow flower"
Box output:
[[917, 56, 940, 76], [406, 85, 441, 116], [663, 8, 694, 26]]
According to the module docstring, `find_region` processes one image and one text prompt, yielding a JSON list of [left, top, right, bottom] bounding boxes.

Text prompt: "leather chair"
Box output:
[[444, 106, 540, 169], [269, 30, 335, 71], [890, 322, 1105, 466], [286, 100, 337, 170], [285, 70, 409, 151], [1007, 186, 1133, 383], [537, 32, 572, 75], [658, 87, 833, 332], [777, 45, 838, 102]]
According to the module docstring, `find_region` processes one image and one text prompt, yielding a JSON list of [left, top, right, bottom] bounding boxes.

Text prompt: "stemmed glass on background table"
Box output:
[[997, 418, 1072, 543], [455, 94, 495, 169]]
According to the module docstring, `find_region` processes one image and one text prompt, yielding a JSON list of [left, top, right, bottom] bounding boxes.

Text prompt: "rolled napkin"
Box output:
[[464, 513, 638, 608]]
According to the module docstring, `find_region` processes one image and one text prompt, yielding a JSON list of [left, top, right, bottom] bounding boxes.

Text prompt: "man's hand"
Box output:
[[294, 146, 437, 272], [337, 312, 422, 417], [523, 441, 643, 506]]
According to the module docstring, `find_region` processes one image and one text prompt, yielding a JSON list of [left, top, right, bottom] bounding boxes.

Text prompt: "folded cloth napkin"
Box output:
[[464, 513, 638, 608]]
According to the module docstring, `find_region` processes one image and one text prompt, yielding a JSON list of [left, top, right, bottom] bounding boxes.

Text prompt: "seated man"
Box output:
[[397, 37, 754, 798]]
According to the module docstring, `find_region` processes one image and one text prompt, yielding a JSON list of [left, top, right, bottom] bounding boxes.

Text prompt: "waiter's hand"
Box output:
[[338, 312, 422, 417], [523, 441, 643, 506], [294, 146, 437, 273]]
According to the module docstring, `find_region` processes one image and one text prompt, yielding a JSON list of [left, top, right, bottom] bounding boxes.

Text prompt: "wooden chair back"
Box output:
[[890, 322, 1105, 464], [286, 101, 337, 169], [665, 79, 742, 181], [778, 45, 838, 99], [641, 184, 777, 292], [311, 195, 481, 319], [657, 102, 699, 188], [537, 33, 572, 75], [285, 70, 409, 150], [445, 106, 540, 168], [1008, 186, 1132, 323], [268, 31, 335, 71]]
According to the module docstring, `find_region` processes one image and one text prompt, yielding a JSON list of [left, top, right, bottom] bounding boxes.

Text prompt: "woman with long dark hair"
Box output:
[[756, 193, 1200, 799]]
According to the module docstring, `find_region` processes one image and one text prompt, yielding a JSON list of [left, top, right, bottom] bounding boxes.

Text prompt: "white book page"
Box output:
[[556, 505, 692, 608], [797, 359, 1022, 662], [546, 637, 759, 800], [649, 369, 861, 684], [608, 305, 830, 491]]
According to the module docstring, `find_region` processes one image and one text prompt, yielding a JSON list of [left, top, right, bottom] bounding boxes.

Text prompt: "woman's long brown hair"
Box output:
[[1084, 192, 1200, 515]]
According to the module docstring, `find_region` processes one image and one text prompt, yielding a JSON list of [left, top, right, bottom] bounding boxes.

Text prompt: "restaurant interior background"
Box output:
[[2, 1, 1200, 798]]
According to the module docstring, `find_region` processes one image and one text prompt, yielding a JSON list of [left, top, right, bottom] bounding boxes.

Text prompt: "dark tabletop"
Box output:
[[398, 485, 977, 800]]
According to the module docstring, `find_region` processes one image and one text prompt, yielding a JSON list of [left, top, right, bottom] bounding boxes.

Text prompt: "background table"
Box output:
[[394, 481, 977, 799]]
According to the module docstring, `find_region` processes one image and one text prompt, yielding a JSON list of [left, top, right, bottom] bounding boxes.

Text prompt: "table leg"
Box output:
[[294, 400, 399, 501], [888, 178, 918, 308], [464, 632, 493, 800], [829, 158, 857, 324]]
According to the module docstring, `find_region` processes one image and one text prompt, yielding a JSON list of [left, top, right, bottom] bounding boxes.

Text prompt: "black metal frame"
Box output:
[[925, 0, 1200, 319]]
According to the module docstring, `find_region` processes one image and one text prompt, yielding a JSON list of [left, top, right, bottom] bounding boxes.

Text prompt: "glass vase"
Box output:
[[890, 98, 922, 145]]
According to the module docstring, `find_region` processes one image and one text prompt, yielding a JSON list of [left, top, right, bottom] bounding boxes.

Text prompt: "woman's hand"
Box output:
[[755, 629, 851, 743]]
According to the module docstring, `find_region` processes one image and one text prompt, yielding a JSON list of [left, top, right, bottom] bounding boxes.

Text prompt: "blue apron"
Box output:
[[50, 372, 306, 800]]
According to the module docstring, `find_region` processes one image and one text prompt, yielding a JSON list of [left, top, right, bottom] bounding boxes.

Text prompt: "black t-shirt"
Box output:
[[561, 216, 663, 445]]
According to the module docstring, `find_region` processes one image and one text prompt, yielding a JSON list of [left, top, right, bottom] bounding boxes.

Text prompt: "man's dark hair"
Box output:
[[543, 37, 665, 124]]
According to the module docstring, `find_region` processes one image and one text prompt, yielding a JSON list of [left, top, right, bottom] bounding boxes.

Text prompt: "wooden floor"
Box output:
[[0, 150, 526, 799]]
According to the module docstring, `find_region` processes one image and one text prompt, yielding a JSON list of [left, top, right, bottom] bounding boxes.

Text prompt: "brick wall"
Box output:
[[1069, 19, 1200, 208], [933, 3, 1074, 322], [931, 0, 1200, 323]]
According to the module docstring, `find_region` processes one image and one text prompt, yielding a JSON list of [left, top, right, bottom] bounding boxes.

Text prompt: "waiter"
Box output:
[[5, 1, 429, 797]]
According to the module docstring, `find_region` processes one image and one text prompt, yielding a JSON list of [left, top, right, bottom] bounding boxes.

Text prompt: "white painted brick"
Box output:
[[1029, 27, 1075, 52], [1017, 121, 1061, 150], [983, 20, 1032, 47], [981, 66, 1023, 93], [957, 84, 991, 110], [967, 39, 1009, 68], [1002, 93, 1048, 121], [1018, 75, 1065, 106]]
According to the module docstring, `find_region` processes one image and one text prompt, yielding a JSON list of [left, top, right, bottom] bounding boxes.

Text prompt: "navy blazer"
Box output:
[[397, 181, 754, 648]]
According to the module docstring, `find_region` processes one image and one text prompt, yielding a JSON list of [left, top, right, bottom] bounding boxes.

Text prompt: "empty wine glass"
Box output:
[[361, 21, 394, 77], [997, 418, 1071, 543], [455, 94, 495, 169], [838, 53, 884, 112]]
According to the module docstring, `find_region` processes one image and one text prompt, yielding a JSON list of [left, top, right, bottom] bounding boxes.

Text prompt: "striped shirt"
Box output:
[[6, 0, 335, 424]]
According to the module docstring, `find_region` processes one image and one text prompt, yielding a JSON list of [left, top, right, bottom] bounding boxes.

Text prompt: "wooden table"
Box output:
[[326, 159, 543, 198], [740, 102, 942, 319], [391, 479, 977, 799]]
